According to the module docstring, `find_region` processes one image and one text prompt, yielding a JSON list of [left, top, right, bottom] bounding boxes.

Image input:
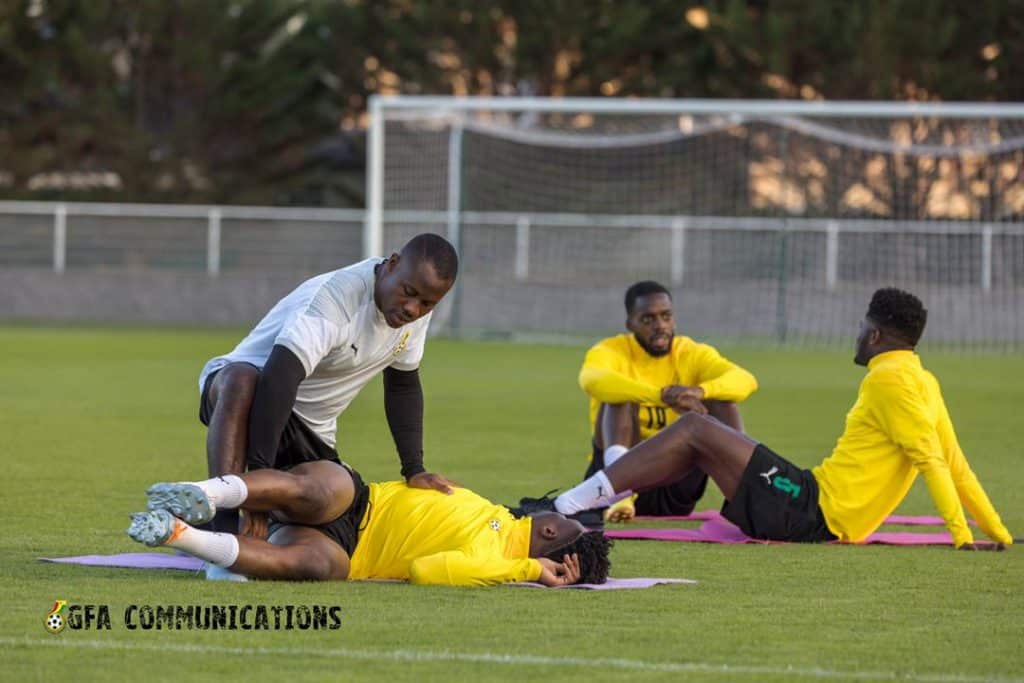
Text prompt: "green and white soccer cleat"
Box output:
[[146, 482, 215, 525], [127, 510, 180, 547]]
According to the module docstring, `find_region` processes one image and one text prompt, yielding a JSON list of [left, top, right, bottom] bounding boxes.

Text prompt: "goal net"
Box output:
[[367, 97, 1024, 350]]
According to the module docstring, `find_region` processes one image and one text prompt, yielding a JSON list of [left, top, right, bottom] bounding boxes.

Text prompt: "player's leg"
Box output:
[[593, 403, 641, 523], [608, 412, 754, 499], [633, 400, 741, 516], [234, 525, 350, 580], [594, 403, 640, 457], [127, 511, 349, 580], [204, 363, 260, 478], [237, 461, 356, 525], [199, 363, 259, 543], [556, 413, 756, 514], [147, 461, 356, 527]]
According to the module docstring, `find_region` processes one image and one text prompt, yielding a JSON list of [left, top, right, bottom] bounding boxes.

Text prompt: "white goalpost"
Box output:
[[366, 96, 1024, 349]]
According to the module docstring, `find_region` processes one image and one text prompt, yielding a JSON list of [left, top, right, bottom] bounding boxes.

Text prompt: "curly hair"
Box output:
[[866, 287, 928, 346], [545, 531, 614, 584]]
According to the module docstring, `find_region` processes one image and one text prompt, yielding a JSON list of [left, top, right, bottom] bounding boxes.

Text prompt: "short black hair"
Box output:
[[545, 531, 613, 585], [866, 287, 927, 346], [625, 281, 671, 314], [402, 233, 458, 281]]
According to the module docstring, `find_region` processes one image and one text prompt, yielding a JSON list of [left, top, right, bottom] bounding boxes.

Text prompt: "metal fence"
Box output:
[[1, 200, 1021, 350], [0, 201, 365, 275]]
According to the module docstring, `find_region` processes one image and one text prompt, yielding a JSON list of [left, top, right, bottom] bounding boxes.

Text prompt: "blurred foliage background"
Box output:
[[2, 0, 1021, 206]]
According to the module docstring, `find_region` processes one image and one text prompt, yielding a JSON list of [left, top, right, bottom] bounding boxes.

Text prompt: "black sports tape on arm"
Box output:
[[245, 345, 306, 470], [383, 366, 425, 479]]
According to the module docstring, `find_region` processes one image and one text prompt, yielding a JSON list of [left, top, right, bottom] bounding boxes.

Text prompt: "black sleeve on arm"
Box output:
[[383, 366, 425, 480], [246, 344, 306, 470]]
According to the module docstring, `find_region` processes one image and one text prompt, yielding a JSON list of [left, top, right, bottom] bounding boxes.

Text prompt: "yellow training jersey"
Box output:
[[347, 482, 543, 586], [813, 350, 1012, 547], [579, 333, 758, 440]]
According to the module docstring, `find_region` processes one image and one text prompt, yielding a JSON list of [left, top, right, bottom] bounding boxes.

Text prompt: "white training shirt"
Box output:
[[198, 258, 431, 448]]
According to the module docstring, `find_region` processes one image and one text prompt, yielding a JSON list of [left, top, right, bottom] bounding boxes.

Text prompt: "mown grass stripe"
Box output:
[[4, 636, 1021, 683]]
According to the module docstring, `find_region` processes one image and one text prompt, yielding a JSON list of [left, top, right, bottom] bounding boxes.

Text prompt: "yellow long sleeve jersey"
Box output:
[[812, 350, 1012, 547], [347, 482, 543, 586], [579, 334, 758, 440]]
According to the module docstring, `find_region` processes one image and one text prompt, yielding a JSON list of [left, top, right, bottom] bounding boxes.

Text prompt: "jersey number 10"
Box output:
[[644, 406, 668, 430]]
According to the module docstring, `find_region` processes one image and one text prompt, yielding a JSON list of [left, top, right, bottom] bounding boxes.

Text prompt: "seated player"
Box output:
[[579, 281, 757, 524], [520, 289, 1013, 549], [127, 460, 612, 586]]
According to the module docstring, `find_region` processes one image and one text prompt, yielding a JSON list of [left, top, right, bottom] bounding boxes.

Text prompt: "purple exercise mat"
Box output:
[[38, 553, 697, 588], [41, 552, 205, 571]]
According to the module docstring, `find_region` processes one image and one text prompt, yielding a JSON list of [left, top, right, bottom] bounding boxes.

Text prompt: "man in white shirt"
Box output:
[[194, 233, 458, 579]]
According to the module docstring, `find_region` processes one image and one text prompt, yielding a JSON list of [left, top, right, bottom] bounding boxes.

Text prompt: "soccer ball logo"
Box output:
[[44, 600, 68, 634]]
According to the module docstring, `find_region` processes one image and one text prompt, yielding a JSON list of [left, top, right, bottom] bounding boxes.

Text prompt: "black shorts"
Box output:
[[720, 444, 837, 543], [200, 365, 339, 468], [267, 463, 371, 556], [586, 441, 708, 516]]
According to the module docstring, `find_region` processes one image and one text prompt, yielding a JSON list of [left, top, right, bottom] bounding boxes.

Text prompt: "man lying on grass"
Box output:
[[128, 460, 612, 586], [516, 288, 1013, 550]]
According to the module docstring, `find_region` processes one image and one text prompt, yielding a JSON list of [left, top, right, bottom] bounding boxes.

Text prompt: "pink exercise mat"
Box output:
[[609, 511, 997, 547], [632, 512, 956, 526]]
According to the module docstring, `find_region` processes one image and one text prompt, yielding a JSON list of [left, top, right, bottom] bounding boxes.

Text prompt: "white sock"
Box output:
[[555, 471, 631, 515], [165, 522, 240, 568], [603, 444, 629, 467], [195, 475, 248, 509]]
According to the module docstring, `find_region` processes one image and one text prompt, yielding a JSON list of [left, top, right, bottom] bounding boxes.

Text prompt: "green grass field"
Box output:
[[2, 326, 1023, 682]]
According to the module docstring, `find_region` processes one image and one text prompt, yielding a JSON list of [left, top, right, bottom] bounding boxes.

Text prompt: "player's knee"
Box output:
[[293, 478, 332, 516], [283, 546, 335, 581], [290, 465, 351, 520], [676, 411, 710, 439]]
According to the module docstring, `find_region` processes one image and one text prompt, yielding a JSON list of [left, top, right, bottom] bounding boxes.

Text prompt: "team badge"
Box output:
[[489, 519, 501, 532], [391, 330, 411, 357], [44, 600, 68, 634]]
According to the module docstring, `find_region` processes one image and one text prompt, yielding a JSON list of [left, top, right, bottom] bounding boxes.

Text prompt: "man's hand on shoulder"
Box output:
[[661, 385, 707, 415], [407, 471, 457, 495]]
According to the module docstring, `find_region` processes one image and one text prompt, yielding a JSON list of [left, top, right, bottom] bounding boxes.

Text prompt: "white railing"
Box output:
[[0, 200, 364, 276], [1, 201, 1020, 295], [379, 209, 1024, 294]]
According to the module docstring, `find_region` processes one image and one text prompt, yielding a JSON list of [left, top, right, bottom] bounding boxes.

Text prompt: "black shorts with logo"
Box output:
[[267, 463, 371, 556], [202, 365, 370, 553], [200, 365, 339, 468], [586, 441, 708, 517], [721, 444, 836, 542]]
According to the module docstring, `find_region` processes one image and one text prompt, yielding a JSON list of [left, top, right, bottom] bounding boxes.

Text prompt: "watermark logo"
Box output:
[[44, 600, 68, 634], [39, 602, 340, 632]]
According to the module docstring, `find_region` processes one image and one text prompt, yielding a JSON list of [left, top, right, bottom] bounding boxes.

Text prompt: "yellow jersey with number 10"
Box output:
[[579, 333, 758, 441]]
